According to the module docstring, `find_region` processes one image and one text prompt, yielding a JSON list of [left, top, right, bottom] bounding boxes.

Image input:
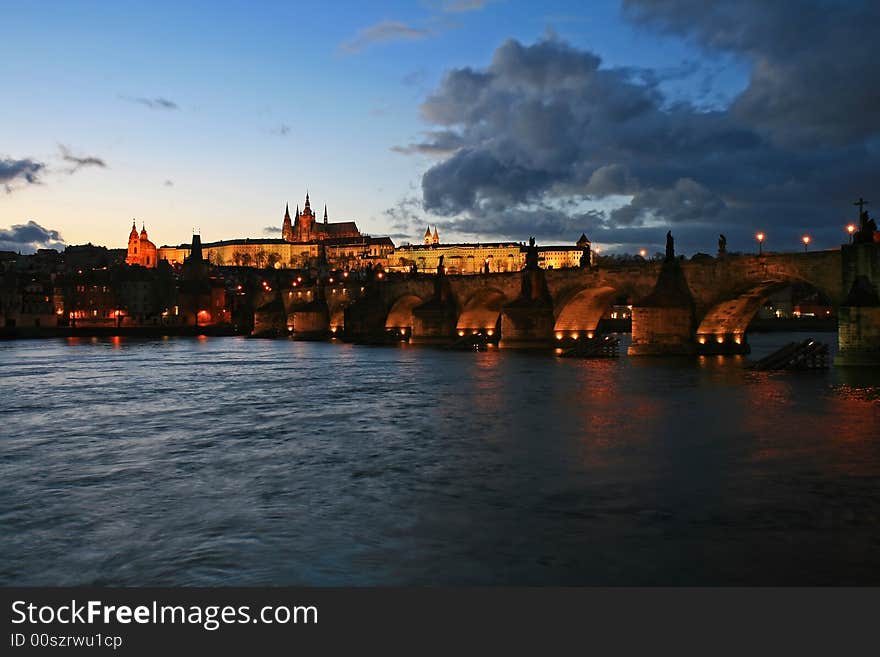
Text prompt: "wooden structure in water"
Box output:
[[748, 339, 829, 371]]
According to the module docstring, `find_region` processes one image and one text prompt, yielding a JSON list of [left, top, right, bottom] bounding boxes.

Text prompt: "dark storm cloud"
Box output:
[[0, 220, 65, 253], [121, 95, 179, 110], [0, 157, 45, 193], [59, 145, 107, 173], [402, 3, 880, 252], [623, 0, 880, 146], [263, 226, 281, 235]]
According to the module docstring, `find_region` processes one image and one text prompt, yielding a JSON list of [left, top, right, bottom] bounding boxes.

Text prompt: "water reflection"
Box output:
[[0, 332, 878, 586]]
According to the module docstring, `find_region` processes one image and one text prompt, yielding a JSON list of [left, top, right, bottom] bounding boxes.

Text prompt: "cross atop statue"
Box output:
[[854, 197, 869, 215]]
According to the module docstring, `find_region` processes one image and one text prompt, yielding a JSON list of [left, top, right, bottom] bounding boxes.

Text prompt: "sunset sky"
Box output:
[[1, 0, 876, 254]]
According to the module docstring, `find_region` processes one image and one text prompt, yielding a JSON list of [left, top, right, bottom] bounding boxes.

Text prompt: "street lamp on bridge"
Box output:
[[802, 235, 811, 251], [847, 223, 856, 244], [756, 232, 765, 255]]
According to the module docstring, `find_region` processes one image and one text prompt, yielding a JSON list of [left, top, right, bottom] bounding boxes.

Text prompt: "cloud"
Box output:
[[164, 179, 174, 187], [407, 14, 880, 252], [622, 0, 880, 147], [383, 193, 426, 233], [271, 124, 291, 136], [263, 226, 281, 235], [0, 220, 66, 253], [120, 95, 179, 110], [439, 0, 495, 12], [391, 130, 465, 156], [339, 20, 431, 53], [1, 157, 45, 193], [59, 145, 107, 173]]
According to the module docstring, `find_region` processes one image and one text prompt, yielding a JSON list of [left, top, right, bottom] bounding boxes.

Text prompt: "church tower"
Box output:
[[424, 226, 432, 245], [323, 204, 328, 225], [432, 226, 440, 245], [295, 192, 316, 241], [282, 203, 294, 242], [126, 221, 139, 263]]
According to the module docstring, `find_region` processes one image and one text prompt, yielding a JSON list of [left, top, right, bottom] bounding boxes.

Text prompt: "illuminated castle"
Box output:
[[281, 193, 360, 242], [125, 221, 158, 268], [159, 192, 394, 269]]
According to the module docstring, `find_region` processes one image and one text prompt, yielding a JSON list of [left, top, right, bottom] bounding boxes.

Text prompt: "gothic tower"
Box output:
[[282, 203, 294, 242], [296, 192, 316, 241]]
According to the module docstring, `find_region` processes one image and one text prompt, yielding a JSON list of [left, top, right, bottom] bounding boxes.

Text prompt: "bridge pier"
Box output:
[[411, 300, 457, 345], [835, 243, 880, 366], [288, 300, 330, 339], [499, 261, 554, 348], [410, 262, 457, 345], [628, 252, 697, 356]]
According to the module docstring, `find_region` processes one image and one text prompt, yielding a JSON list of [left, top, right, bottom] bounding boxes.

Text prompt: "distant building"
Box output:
[[159, 193, 394, 269], [126, 221, 158, 268], [388, 232, 588, 274]]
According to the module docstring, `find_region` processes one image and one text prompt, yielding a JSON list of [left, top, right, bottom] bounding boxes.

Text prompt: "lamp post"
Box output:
[[756, 232, 765, 255], [802, 235, 811, 252], [639, 249, 647, 258], [847, 224, 856, 244]]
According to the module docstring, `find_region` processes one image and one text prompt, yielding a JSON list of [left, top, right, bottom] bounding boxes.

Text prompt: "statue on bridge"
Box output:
[[437, 254, 445, 276], [525, 236, 539, 270], [853, 197, 879, 244], [665, 231, 675, 261], [718, 234, 727, 257]]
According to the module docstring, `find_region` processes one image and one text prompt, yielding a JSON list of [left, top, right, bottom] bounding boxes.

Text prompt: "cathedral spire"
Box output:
[[304, 191, 311, 211], [284, 203, 290, 220], [323, 204, 328, 224]]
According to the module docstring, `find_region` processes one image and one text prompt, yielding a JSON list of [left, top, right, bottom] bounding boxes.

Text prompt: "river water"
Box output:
[[1, 332, 878, 585]]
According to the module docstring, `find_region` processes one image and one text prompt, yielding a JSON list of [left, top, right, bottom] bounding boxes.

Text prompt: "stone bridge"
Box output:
[[336, 250, 843, 350]]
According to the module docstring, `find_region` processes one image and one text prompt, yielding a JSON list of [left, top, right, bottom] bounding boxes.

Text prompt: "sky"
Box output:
[[1, 0, 877, 255]]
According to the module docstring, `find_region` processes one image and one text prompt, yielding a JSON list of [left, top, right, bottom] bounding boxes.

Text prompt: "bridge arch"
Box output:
[[553, 286, 620, 337], [456, 288, 508, 336], [385, 294, 425, 331], [696, 278, 835, 344]]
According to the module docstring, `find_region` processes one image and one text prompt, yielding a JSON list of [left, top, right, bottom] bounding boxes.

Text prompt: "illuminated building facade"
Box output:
[[388, 232, 589, 274], [159, 193, 394, 270], [125, 222, 158, 268]]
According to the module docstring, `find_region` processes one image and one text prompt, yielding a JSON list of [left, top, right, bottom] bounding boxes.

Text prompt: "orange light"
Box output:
[[802, 235, 811, 245], [586, 332, 594, 339], [716, 335, 724, 344], [486, 329, 494, 336], [698, 336, 707, 344], [458, 330, 465, 337], [756, 232, 765, 242], [571, 333, 579, 340], [847, 224, 856, 235], [639, 249, 646, 258], [555, 332, 563, 340]]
